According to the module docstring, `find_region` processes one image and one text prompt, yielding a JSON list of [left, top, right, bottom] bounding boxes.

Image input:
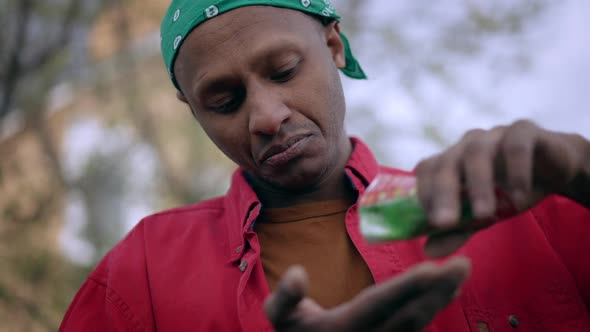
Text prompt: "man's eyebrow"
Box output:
[[191, 72, 235, 97], [190, 70, 214, 97], [190, 40, 303, 94], [250, 41, 302, 67], [193, 70, 209, 87]]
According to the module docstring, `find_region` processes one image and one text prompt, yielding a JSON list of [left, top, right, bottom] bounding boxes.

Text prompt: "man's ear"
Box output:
[[176, 90, 189, 104], [324, 21, 346, 69]]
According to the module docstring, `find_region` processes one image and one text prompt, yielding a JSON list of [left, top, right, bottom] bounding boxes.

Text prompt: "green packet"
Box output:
[[359, 173, 517, 242]]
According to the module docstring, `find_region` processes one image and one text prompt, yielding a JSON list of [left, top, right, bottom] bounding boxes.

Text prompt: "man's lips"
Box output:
[[259, 134, 311, 167]]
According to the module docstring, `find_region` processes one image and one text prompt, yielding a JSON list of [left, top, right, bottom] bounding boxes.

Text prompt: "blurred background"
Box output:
[[1, 0, 589, 330]]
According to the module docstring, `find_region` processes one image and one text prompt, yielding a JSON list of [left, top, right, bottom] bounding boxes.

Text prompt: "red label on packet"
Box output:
[[359, 174, 417, 207]]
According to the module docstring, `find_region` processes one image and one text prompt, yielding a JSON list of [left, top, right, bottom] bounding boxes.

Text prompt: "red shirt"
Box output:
[[59, 138, 590, 332]]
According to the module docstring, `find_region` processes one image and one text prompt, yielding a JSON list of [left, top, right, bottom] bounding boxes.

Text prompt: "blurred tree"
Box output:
[[1, 0, 81, 122], [110, 0, 203, 204], [0, 0, 110, 330], [0, 0, 233, 325]]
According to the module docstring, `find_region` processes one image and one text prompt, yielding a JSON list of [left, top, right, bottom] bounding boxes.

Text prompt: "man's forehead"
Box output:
[[176, 21, 308, 92], [160, 0, 366, 90], [192, 6, 317, 40]]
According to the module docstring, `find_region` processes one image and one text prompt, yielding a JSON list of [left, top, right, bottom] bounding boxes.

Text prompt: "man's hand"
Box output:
[[264, 257, 470, 332], [414, 120, 590, 256]]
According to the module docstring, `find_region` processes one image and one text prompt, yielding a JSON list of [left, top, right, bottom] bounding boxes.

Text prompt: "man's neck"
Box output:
[[252, 172, 356, 208]]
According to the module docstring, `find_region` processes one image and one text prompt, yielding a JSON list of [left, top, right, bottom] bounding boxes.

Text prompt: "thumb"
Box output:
[[264, 265, 308, 327], [425, 231, 472, 258]]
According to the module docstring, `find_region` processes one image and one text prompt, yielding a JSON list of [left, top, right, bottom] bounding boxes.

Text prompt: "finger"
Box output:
[[415, 156, 436, 216], [264, 265, 308, 327], [341, 257, 471, 331], [429, 154, 462, 228], [534, 131, 581, 192], [378, 270, 465, 332], [461, 129, 498, 219], [499, 120, 537, 210], [424, 231, 473, 258]]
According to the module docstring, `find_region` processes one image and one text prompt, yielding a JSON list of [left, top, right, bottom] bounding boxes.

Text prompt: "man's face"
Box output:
[[174, 6, 349, 191]]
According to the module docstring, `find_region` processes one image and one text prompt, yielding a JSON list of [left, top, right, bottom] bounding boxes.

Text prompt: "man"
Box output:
[[59, 1, 590, 331]]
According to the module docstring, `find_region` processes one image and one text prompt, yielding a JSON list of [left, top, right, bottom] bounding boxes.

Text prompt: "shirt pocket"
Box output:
[[463, 290, 589, 332], [458, 213, 590, 332]]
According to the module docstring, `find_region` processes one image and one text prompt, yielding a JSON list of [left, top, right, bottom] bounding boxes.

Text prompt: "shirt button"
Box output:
[[508, 315, 519, 328], [239, 260, 248, 272], [236, 245, 243, 253]]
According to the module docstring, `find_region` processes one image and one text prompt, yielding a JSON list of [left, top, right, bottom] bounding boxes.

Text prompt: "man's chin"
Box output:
[[262, 173, 320, 193], [252, 165, 326, 194]]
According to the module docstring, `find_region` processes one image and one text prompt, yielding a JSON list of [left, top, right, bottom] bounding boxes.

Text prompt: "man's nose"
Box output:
[[247, 87, 292, 136]]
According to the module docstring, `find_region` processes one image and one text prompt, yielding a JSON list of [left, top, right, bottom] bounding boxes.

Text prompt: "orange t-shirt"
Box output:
[[254, 199, 374, 308]]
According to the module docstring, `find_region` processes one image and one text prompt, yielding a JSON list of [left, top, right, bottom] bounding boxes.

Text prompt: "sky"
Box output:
[[60, 0, 590, 264], [342, 0, 590, 169]]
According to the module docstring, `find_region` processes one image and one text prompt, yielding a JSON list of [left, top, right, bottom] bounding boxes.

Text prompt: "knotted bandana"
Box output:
[[160, 0, 367, 90]]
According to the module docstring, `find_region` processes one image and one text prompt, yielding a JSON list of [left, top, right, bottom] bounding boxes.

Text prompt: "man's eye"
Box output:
[[207, 95, 241, 114], [205, 88, 246, 114], [270, 66, 297, 82]]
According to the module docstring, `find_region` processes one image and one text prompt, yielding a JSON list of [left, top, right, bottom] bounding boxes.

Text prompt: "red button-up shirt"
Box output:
[[59, 138, 590, 332]]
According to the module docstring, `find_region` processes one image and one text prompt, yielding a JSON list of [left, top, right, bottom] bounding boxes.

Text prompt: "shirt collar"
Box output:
[[345, 137, 380, 189], [224, 137, 380, 262]]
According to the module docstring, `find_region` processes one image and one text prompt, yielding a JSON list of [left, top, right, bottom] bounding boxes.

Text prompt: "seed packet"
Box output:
[[359, 173, 517, 242]]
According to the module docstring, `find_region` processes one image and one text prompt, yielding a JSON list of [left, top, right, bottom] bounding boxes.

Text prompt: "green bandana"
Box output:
[[160, 0, 367, 90]]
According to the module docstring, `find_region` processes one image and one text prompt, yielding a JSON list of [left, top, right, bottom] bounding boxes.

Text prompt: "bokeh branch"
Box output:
[[112, 0, 201, 204], [0, 0, 33, 120], [21, 0, 81, 77]]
